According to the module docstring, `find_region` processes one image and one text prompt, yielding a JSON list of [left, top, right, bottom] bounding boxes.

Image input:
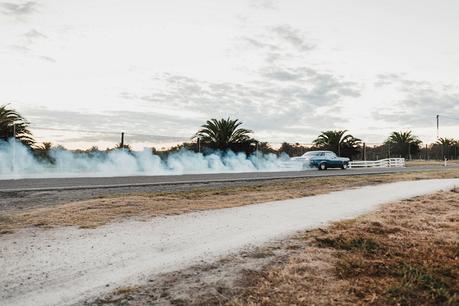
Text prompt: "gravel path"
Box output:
[[1, 179, 458, 306]]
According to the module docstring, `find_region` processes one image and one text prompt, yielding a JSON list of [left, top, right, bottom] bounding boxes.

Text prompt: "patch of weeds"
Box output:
[[385, 264, 458, 305], [315, 236, 381, 254], [249, 249, 275, 259], [366, 221, 401, 235], [0, 214, 13, 223], [170, 298, 188, 306], [33, 221, 49, 227], [335, 255, 367, 277], [112, 286, 137, 295]]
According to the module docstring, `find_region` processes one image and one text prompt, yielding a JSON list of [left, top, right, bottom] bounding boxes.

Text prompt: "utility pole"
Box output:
[[256, 141, 259, 160], [197, 137, 200, 153], [436, 114, 439, 139], [120, 132, 125, 149], [12, 123, 16, 173]]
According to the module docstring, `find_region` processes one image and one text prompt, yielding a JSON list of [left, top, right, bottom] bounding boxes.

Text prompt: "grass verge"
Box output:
[[1, 169, 458, 234]]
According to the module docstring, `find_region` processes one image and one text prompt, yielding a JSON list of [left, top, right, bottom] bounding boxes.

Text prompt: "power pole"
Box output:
[[120, 132, 125, 148], [256, 141, 259, 160], [436, 114, 439, 139], [12, 123, 16, 173]]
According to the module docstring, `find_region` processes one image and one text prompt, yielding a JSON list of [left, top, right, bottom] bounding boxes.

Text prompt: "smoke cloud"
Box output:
[[0, 140, 304, 179]]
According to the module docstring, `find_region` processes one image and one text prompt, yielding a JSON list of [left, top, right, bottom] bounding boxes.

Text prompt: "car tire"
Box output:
[[319, 163, 327, 170], [341, 164, 348, 170]]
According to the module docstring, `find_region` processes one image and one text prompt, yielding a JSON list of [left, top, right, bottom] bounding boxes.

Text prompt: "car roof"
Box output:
[[306, 150, 334, 153]]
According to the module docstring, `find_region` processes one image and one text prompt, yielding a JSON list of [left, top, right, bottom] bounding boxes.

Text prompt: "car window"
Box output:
[[303, 152, 321, 157]]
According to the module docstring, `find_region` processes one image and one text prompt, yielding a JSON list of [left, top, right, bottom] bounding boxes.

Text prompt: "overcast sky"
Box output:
[[1, 0, 458, 149]]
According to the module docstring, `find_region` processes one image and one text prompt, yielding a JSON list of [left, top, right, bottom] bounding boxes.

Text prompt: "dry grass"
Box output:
[[406, 160, 459, 167], [232, 190, 459, 305], [1, 169, 458, 234]]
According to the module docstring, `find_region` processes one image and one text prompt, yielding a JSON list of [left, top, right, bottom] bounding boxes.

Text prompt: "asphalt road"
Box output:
[[0, 165, 456, 192]]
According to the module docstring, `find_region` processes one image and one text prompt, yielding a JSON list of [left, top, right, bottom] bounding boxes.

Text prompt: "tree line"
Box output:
[[1, 104, 458, 160]]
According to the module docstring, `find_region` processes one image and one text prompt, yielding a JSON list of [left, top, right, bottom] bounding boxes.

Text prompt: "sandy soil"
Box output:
[[1, 179, 458, 306]]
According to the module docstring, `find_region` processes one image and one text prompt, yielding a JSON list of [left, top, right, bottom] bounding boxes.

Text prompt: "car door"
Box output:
[[318, 152, 326, 165], [326, 152, 340, 167]]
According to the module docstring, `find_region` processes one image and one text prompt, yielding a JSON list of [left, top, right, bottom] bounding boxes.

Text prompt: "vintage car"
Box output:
[[290, 150, 350, 170]]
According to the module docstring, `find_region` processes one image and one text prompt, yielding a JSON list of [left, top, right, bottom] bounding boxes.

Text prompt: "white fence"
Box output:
[[349, 158, 405, 169]]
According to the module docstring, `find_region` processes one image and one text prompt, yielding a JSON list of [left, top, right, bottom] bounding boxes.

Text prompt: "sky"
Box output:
[[1, 0, 458, 150]]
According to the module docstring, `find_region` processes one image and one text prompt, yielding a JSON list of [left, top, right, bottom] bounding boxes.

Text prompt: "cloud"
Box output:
[[241, 24, 315, 57], [0, 1, 37, 16], [19, 21, 358, 145], [374, 73, 431, 89], [23, 29, 46, 39], [242, 37, 279, 51], [116, 24, 360, 143], [250, 0, 277, 10], [271, 25, 315, 51], [374, 73, 401, 87], [132, 66, 361, 142], [24, 108, 194, 145], [9, 28, 54, 62], [372, 78, 459, 128], [37, 55, 55, 62]]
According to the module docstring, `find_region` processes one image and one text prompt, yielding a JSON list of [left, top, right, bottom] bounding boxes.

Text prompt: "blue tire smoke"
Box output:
[[0, 139, 303, 179]]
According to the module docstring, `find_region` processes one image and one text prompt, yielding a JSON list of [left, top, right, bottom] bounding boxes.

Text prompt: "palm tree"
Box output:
[[0, 104, 35, 146], [436, 138, 457, 159], [278, 142, 309, 157], [436, 137, 456, 146], [194, 118, 254, 151], [34, 142, 55, 163], [385, 131, 421, 159], [313, 130, 361, 158]]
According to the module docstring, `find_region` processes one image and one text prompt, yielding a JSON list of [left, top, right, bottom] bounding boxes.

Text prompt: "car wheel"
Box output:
[[319, 163, 327, 170], [341, 164, 348, 170]]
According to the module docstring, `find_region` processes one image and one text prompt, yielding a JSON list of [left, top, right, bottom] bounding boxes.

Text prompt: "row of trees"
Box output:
[[1, 104, 458, 160]]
